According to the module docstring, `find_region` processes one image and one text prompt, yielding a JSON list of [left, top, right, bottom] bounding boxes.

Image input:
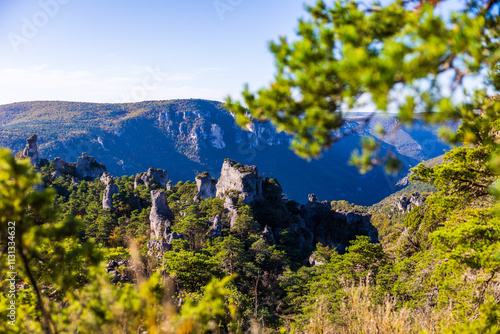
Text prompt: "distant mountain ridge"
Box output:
[[0, 99, 450, 205]]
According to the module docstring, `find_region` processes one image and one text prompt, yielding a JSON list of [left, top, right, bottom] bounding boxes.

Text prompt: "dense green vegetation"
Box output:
[[0, 99, 450, 206], [1, 0, 500, 333], [226, 0, 500, 172], [0, 101, 499, 332]]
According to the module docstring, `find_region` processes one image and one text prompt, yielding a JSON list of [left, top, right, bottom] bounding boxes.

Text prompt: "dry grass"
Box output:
[[305, 281, 457, 334]]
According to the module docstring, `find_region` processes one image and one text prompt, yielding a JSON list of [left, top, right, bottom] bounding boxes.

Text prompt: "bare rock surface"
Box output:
[[216, 159, 263, 204], [195, 172, 217, 200], [393, 192, 426, 214], [209, 215, 222, 238], [149, 190, 175, 239], [134, 167, 168, 189], [20, 134, 40, 167], [76, 153, 106, 180], [103, 183, 120, 210], [147, 232, 184, 256]]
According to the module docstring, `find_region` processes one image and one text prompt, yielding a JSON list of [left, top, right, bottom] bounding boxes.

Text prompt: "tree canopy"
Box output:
[[226, 0, 500, 171]]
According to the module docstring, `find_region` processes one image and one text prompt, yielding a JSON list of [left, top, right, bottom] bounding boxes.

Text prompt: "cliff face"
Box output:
[[156, 102, 290, 163]]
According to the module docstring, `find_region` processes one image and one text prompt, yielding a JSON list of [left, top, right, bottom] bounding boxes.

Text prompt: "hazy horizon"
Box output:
[[0, 0, 316, 105]]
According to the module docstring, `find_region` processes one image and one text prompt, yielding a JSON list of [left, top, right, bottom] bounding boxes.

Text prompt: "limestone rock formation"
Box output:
[[76, 153, 106, 180], [147, 232, 184, 255], [331, 211, 378, 245], [223, 196, 239, 228], [195, 172, 217, 200], [298, 194, 378, 253], [53, 157, 64, 172], [209, 215, 222, 238], [214, 160, 265, 227], [216, 159, 263, 204], [134, 167, 168, 189], [100, 171, 114, 185], [287, 215, 313, 253], [393, 192, 426, 214], [149, 190, 175, 239], [52, 157, 76, 176], [301, 194, 332, 232], [166, 180, 173, 191], [100, 172, 120, 210], [20, 134, 40, 167], [210, 124, 226, 149], [103, 184, 119, 210]]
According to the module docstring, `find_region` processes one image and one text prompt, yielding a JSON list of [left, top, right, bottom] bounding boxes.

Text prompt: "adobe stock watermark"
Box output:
[[213, 0, 243, 21], [8, 0, 72, 53], [5, 221, 17, 327], [237, 136, 267, 163], [118, 66, 164, 103]]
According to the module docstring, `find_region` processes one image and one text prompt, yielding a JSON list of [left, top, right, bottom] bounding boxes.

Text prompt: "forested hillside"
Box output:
[[0, 99, 499, 332], [0, 99, 450, 205], [1, 0, 499, 332]]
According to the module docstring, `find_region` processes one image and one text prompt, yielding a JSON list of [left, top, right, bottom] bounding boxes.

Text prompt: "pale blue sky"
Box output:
[[0, 0, 316, 104], [0, 0, 491, 106]]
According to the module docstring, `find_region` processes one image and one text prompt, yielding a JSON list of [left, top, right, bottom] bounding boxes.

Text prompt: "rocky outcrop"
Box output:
[[214, 160, 264, 228], [149, 190, 175, 239], [53, 157, 64, 172], [102, 184, 119, 210], [223, 196, 239, 228], [308, 253, 325, 266], [262, 225, 275, 243], [106, 260, 131, 284], [195, 172, 217, 200], [19, 134, 40, 167], [301, 194, 332, 232], [100, 171, 114, 185], [53, 157, 76, 176], [395, 175, 410, 187], [101, 172, 120, 210], [134, 167, 168, 189], [166, 180, 173, 191], [331, 211, 378, 245], [209, 162, 379, 256], [76, 153, 106, 180], [147, 189, 179, 256], [393, 192, 426, 214], [298, 194, 378, 254], [209, 215, 222, 238], [287, 215, 313, 253], [147, 232, 184, 255], [216, 159, 263, 204]]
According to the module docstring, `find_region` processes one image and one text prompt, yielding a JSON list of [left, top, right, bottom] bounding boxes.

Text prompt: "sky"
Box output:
[[0, 0, 317, 105]]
